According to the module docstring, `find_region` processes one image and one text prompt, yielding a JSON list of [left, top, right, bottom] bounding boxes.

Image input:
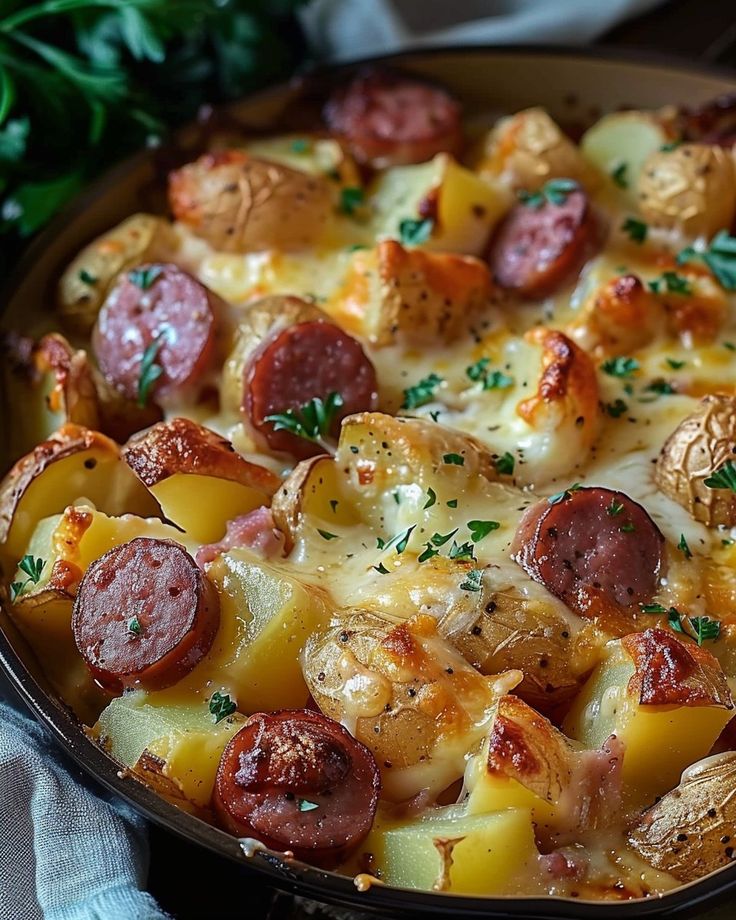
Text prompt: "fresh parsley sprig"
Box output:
[[704, 460, 736, 493], [265, 392, 344, 448], [10, 553, 46, 601], [517, 178, 578, 209], [678, 231, 736, 291], [137, 330, 168, 408], [209, 691, 236, 723], [401, 373, 443, 410]]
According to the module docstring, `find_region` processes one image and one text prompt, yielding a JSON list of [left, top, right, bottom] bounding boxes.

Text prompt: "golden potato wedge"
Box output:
[[123, 417, 279, 542], [302, 610, 505, 801], [628, 751, 736, 882], [168, 150, 335, 252], [564, 628, 733, 808], [0, 424, 162, 572], [370, 153, 510, 256], [243, 134, 361, 188], [476, 108, 593, 192], [655, 395, 736, 527], [58, 214, 177, 334], [338, 240, 495, 347], [637, 144, 736, 239]]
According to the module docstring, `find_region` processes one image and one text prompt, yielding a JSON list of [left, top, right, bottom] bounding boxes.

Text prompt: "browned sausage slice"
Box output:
[[244, 320, 378, 459], [324, 68, 462, 168], [72, 537, 219, 691], [487, 189, 597, 299], [93, 263, 218, 405], [213, 709, 380, 865], [511, 487, 665, 612]]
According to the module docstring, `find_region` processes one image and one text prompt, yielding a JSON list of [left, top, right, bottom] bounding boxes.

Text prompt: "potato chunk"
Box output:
[[563, 628, 733, 808]]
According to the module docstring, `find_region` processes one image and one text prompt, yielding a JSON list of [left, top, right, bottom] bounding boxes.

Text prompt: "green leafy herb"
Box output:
[[429, 529, 458, 547], [10, 553, 46, 600], [621, 217, 648, 243], [460, 569, 483, 593], [373, 562, 389, 575], [691, 617, 721, 645], [424, 487, 436, 509], [290, 138, 310, 154], [704, 461, 736, 493], [666, 358, 686, 370], [601, 356, 639, 379], [127, 616, 141, 636], [392, 526, 414, 555], [518, 178, 578, 209], [339, 186, 364, 216], [726, 342, 736, 352], [317, 529, 338, 541], [605, 398, 628, 418], [209, 691, 236, 724], [128, 265, 163, 290], [443, 453, 464, 466], [466, 358, 513, 391], [429, 410, 441, 422], [136, 332, 167, 408], [640, 603, 667, 614], [329, 499, 339, 513], [78, 268, 97, 285], [467, 520, 500, 542], [265, 392, 344, 444], [401, 373, 443, 410], [678, 231, 736, 291], [645, 379, 674, 396], [417, 543, 440, 563], [648, 271, 693, 296], [446, 498, 458, 508], [607, 499, 624, 516], [548, 483, 582, 505], [610, 162, 629, 189], [494, 452, 515, 475], [668, 607, 684, 634], [449, 540, 476, 562], [619, 522, 636, 533], [677, 533, 692, 559], [398, 217, 434, 246], [298, 799, 319, 812]]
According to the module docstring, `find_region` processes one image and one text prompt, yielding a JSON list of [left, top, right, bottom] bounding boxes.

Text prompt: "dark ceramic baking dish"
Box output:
[[2, 46, 736, 919]]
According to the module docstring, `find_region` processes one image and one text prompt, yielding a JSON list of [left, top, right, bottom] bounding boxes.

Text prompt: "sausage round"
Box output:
[[487, 189, 597, 299], [243, 320, 378, 459], [511, 486, 665, 612], [72, 537, 220, 691], [93, 263, 218, 404], [324, 69, 462, 168], [213, 709, 380, 864]]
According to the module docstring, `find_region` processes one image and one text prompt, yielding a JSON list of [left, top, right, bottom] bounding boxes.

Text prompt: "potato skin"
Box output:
[[168, 150, 334, 252], [628, 751, 736, 882], [637, 143, 736, 239], [58, 214, 177, 334], [655, 395, 736, 527]]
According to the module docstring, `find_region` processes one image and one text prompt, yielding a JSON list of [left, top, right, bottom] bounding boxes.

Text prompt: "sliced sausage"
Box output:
[[324, 68, 462, 168], [213, 709, 380, 865], [92, 263, 218, 405], [244, 320, 378, 459], [511, 486, 665, 612], [487, 188, 597, 299], [72, 537, 219, 691]]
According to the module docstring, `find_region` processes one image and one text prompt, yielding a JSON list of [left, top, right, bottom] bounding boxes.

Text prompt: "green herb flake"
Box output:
[[691, 616, 721, 645], [424, 487, 436, 510], [298, 799, 319, 812], [401, 373, 444, 410], [466, 358, 513, 391], [548, 483, 582, 505], [136, 332, 168, 408], [704, 460, 736, 493], [677, 533, 693, 559], [128, 265, 163, 290], [11, 553, 46, 600], [621, 217, 648, 244], [460, 569, 483, 593], [430, 529, 458, 547], [265, 392, 344, 444], [467, 520, 500, 542], [640, 603, 667, 614], [290, 138, 311, 154], [443, 453, 464, 466], [605, 399, 628, 418], [619, 522, 636, 533], [446, 499, 458, 508], [601, 356, 639, 379], [78, 268, 97, 285], [329, 500, 339, 513], [317, 529, 338, 541], [648, 271, 693, 296], [519, 178, 578, 209], [607, 500, 624, 517], [679, 231, 736, 291], [668, 607, 684, 634], [666, 358, 686, 370], [209, 691, 236, 724], [449, 540, 476, 562], [127, 616, 141, 636], [373, 562, 390, 575], [494, 452, 515, 475], [418, 543, 440, 563], [398, 217, 434, 246], [611, 162, 629, 189], [339, 186, 364, 216], [645, 379, 674, 396]]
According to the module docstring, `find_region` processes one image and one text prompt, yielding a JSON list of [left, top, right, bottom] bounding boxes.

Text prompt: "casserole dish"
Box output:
[[3, 46, 736, 918]]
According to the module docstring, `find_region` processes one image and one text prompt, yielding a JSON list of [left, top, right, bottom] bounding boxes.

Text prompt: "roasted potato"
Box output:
[[628, 751, 736, 882], [637, 144, 736, 239], [655, 395, 736, 527], [243, 134, 361, 188], [168, 150, 335, 252], [476, 108, 592, 192], [338, 240, 495, 347], [570, 274, 665, 356], [0, 424, 162, 572], [123, 417, 279, 542], [302, 610, 506, 801], [58, 214, 177, 334]]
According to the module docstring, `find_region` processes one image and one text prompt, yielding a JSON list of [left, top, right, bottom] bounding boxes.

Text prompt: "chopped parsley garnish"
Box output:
[[460, 569, 483, 593], [548, 483, 582, 505], [640, 603, 667, 614], [298, 799, 319, 812], [668, 607, 684, 633], [677, 533, 692, 559], [373, 562, 389, 575], [424, 488, 436, 509], [601, 356, 639, 379], [127, 616, 141, 636], [78, 268, 97, 285], [9, 553, 46, 601], [136, 332, 168, 408], [128, 265, 163, 290], [290, 138, 311, 154], [726, 342, 736, 352], [443, 453, 464, 466], [429, 529, 458, 547], [449, 540, 475, 562], [605, 398, 628, 418], [666, 358, 686, 370], [678, 230, 736, 291], [619, 522, 635, 533], [466, 358, 513, 391], [518, 178, 578, 209], [668, 609, 721, 646], [317, 529, 338, 541], [398, 217, 434, 246], [610, 162, 629, 189], [392, 526, 414, 554], [418, 543, 440, 563], [209, 691, 236, 723], [429, 410, 441, 422], [392, 490, 401, 505], [446, 498, 458, 508], [401, 373, 443, 410], [265, 392, 344, 444], [704, 460, 736, 493], [607, 500, 624, 517], [467, 520, 500, 542], [645, 379, 674, 396], [339, 186, 364, 216], [329, 500, 339, 513], [622, 217, 648, 243], [648, 271, 693, 296], [494, 452, 515, 475]]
